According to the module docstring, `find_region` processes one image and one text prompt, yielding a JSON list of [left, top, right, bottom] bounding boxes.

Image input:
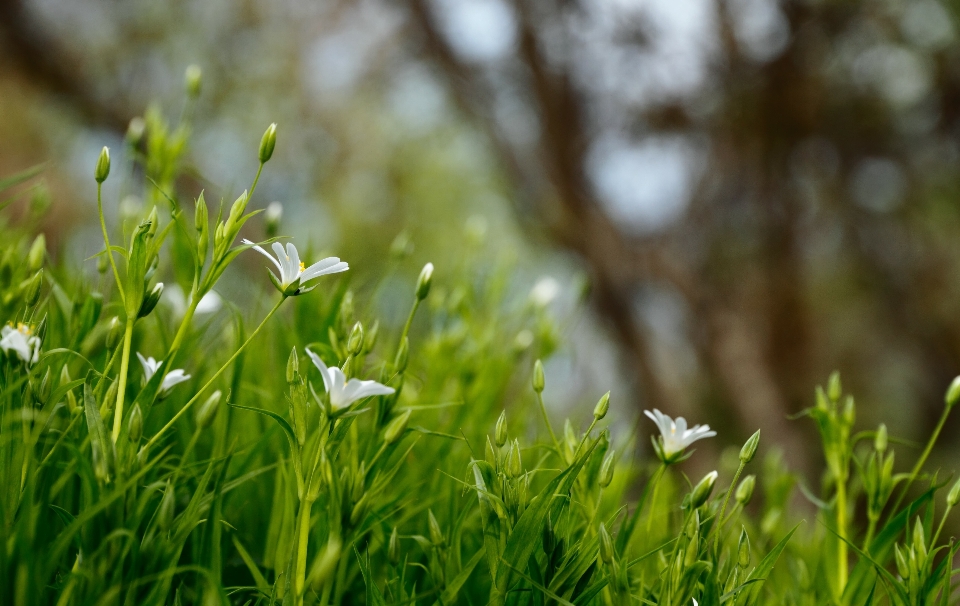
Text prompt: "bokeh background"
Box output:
[[2, 0, 960, 478]]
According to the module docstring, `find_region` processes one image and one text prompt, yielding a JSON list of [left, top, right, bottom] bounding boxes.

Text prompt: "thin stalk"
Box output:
[[249, 163, 264, 200], [293, 496, 316, 605], [142, 296, 285, 452], [890, 404, 953, 516], [645, 464, 668, 535], [863, 514, 878, 552], [399, 298, 420, 352], [538, 391, 562, 453], [836, 476, 849, 593], [96, 182, 125, 305], [931, 503, 953, 548], [111, 318, 135, 443], [713, 461, 746, 553]]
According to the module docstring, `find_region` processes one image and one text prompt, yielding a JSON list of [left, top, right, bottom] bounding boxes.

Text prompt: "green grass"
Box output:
[[0, 81, 958, 605]]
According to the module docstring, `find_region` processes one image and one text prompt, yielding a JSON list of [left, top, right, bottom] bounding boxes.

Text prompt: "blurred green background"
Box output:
[[2, 0, 960, 478]]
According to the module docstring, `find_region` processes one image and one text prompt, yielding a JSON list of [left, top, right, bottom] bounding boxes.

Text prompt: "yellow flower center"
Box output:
[[16, 322, 32, 336], [299, 261, 305, 272]]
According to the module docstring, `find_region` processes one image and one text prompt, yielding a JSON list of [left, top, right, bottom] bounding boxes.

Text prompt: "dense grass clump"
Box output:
[[1, 80, 959, 605]]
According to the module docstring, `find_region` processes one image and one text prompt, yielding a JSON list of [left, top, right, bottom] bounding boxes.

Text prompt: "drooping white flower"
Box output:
[[645, 408, 716, 463], [305, 348, 394, 411], [243, 240, 348, 296], [137, 352, 191, 395], [164, 284, 222, 319], [1, 322, 40, 365]]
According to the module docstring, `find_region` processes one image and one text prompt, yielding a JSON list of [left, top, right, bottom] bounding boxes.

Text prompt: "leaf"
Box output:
[[355, 548, 387, 606], [0, 163, 44, 193], [738, 522, 801, 605], [232, 535, 270, 594], [82, 372, 113, 483], [440, 548, 485, 605]]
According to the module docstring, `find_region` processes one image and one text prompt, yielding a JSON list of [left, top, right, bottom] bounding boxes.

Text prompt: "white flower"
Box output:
[[137, 352, 191, 395], [645, 408, 716, 462], [1, 322, 40, 365], [305, 348, 395, 411], [164, 284, 222, 319], [530, 277, 560, 307], [243, 240, 348, 295]]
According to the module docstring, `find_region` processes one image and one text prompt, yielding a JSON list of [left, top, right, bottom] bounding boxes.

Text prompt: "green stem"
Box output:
[[293, 496, 315, 605], [713, 461, 746, 554], [111, 318, 135, 443], [249, 163, 264, 200], [142, 296, 285, 452], [538, 391, 562, 453], [646, 465, 668, 535], [890, 404, 953, 516], [863, 514, 878, 553], [96, 183, 125, 305], [399, 298, 420, 352], [931, 503, 953, 548], [836, 475, 849, 594]]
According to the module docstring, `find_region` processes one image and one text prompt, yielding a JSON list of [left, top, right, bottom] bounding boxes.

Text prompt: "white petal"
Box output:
[[195, 291, 223, 315], [305, 348, 333, 393], [351, 381, 395, 400], [243, 239, 283, 274], [137, 352, 155, 379], [285, 243, 301, 278], [300, 258, 349, 282]]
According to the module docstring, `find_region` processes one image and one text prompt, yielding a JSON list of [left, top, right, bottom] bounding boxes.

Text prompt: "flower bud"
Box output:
[[599, 523, 614, 564], [309, 537, 342, 591], [95, 147, 110, 183], [947, 476, 960, 507], [184, 64, 202, 98], [286, 347, 299, 383], [484, 436, 497, 467], [388, 527, 400, 565], [894, 544, 909, 578], [97, 253, 109, 274], [415, 263, 434, 300], [599, 450, 615, 488], [25, 270, 43, 307], [740, 429, 761, 464], [495, 410, 508, 448], [428, 510, 445, 547], [593, 391, 610, 420], [842, 395, 855, 426], [265, 202, 282, 238], [394, 337, 409, 373], [828, 371, 842, 402], [913, 519, 927, 562], [735, 474, 756, 506], [259, 123, 277, 164], [196, 390, 222, 429], [532, 359, 545, 393], [690, 471, 718, 508], [137, 282, 164, 318], [126, 118, 145, 146], [946, 376, 960, 409], [347, 322, 364, 356], [128, 404, 143, 443], [384, 409, 411, 445], [507, 439, 522, 479], [27, 234, 45, 272], [738, 528, 751, 567], [106, 317, 122, 349], [875, 424, 888, 453]]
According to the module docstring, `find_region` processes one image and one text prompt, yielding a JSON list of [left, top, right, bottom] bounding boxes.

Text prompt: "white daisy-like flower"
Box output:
[[243, 240, 348, 296], [164, 284, 223, 319], [645, 408, 716, 463], [1, 322, 41, 365], [137, 352, 191, 395], [305, 348, 395, 411]]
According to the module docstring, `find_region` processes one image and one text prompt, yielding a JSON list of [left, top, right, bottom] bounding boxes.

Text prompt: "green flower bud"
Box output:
[[157, 482, 176, 531], [259, 123, 277, 164], [286, 347, 299, 383], [347, 322, 364, 356], [828, 371, 842, 402], [599, 450, 615, 488], [102, 380, 118, 417], [946, 375, 960, 409], [27, 234, 45, 272], [95, 147, 110, 183], [599, 523, 614, 564], [593, 391, 610, 420], [97, 252, 109, 274], [394, 337, 409, 373], [532, 360, 545, 393], [428, 510, 445, 547], [913, 519, 927, 562], [364, 321, 380, 353], [842, 395, 855, 426], [507, 439, 522, 479], [265, 201, 283, 238], [37, 367, 51, 403], [484, 435, 497, 467], [384, 409, 411, 445], [415, 263, 434, 300], [308, 537, 342, 591], [137, 282, 164, 318], [106, 317, 122, 349], [740, 429, 761, 464], [690, 471, 718, 509], [388, 527, 400, 566], [947, 476, 960, 507], [24, 270, 43, 307], [184, 64, 202, 98], [128, 404, 143, 443], [735, 474, 756, 506], [495, 410, 508, 448], [894, 544, 909, 578], [875, 424, 888, 453], [196, 390, 222, 429], [738, 528, 751, 568]]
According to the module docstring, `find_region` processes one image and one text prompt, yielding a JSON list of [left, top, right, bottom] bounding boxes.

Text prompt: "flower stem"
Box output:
[[111, 317, 135, 443], [249, 163, 264, 200], [293, 496, 315, 605], [142, 296, 285, 452], [713, 461, 746, 554], [538, 391, 562, 453], [96, 182, 125, 306], [889, 404, 953, 517], [399, 298, 420, 350], [836, 475, 849, 594]]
